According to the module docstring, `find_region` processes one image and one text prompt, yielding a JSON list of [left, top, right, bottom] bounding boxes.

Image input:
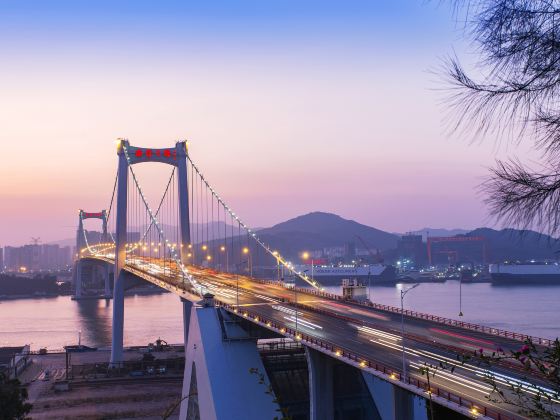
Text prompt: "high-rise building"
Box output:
[[396, 234, 425, 266], [3, 244, 72, 271]]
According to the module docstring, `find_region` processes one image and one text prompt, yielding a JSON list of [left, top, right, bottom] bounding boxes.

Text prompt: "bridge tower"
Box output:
[[75, 210, 110, 299], [76, 210, 108, 255], [111, 139, 190, 365]]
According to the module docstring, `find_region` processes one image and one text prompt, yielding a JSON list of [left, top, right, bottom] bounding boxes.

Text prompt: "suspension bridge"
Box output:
[[74, 139, 558, 420]]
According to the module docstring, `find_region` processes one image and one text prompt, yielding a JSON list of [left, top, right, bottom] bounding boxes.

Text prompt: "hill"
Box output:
[[255, 212, 399, 258], [463, 228, 560, 262], [415, 228, 470, 242]]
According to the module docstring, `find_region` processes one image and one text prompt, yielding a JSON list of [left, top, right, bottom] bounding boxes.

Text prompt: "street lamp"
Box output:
[[400, 283, 420, 383], [272, 251, 280, 282], [220, 245, 228, 273], [242, 247, 252, 277], [301, 251, 314, 281], [294, 270, 309, 336], [459, 277, 464, 317], [235, 260, 247, 310], [367, 269, 371, 301]]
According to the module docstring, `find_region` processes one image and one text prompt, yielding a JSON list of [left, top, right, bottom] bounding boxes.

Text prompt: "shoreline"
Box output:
[[0, 288, 168, 301]]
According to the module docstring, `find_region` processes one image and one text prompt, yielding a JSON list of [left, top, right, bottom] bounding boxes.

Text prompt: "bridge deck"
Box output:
[[87, 256, 557, 419]]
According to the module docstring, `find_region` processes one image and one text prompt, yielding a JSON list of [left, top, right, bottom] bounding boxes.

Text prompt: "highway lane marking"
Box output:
[[271, 305, 324, 330], [369, 337, 493, 394], [355, 325, 401, 342], [253, 294, 281, 303], [283, 316, 323, 330], [408, 362, 493, 394], [475, 372, 560, 403], [272, 305, 298, 315]]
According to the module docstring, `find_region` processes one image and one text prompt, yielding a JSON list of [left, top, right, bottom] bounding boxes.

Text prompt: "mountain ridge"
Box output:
[[42, 212, 560, 262]]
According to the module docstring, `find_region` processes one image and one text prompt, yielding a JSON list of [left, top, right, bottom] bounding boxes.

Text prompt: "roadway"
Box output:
[[88, 255, 559, 419], [192, 269, 558, 419]]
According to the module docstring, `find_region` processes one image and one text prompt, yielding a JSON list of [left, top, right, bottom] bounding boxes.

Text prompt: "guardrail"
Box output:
[[218, 301, 514, 420], [253, 278, 553, 347]]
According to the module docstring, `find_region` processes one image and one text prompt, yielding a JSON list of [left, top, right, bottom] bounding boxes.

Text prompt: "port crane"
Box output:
[[355, 235, 383, 263]]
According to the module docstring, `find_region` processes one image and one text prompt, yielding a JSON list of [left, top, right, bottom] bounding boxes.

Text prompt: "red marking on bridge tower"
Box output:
[[82, 212, 104, 218], [132, 148, 176, 160]]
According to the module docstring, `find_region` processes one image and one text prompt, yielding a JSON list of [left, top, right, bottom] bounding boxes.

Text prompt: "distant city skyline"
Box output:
[[0, 1, 540, 246]]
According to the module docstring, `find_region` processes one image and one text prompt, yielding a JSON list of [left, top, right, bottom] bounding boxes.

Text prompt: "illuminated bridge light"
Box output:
[[135, 149, 143, 157]]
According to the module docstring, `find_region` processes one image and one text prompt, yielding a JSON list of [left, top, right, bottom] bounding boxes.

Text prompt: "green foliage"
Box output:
[[0, 372, 32, 420]]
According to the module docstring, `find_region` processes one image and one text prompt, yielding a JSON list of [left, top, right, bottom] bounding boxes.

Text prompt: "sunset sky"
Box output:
[[0, 1, 538, 246]]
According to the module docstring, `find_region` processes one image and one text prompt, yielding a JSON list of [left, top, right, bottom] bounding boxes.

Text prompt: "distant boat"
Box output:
[[397, 269, 445, 283], [64, 345, 97, 352], [489, 262, 560, 284], [295, 264, 395, 284]]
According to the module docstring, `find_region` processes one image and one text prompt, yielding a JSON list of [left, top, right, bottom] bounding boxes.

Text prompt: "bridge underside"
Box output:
[[74, 258, 157, 300]]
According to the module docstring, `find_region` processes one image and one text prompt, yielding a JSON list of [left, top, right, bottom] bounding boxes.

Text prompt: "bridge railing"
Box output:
[[253, 278, 553, 347], [289, 300, 545, 379], [218, 301, 514, 420]]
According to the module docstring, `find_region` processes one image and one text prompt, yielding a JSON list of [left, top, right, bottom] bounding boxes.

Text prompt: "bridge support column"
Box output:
[[181, 298, 192, 346], [111, 271, 125, 366], [361, 372, 428, 420], [305, 347, 335, 420], [75, 261, 82, 299], [179, 298, 279, 420], [110, 141, 128, 367]]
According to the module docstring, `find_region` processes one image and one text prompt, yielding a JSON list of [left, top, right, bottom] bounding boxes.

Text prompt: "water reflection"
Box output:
[[322, 280, 560, 340], [0, 282, 558, 349], [75, 299, 112, 348]]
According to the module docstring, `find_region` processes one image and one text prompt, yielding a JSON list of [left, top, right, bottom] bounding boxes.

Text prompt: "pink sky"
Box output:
[[0, 2, 539, 246]]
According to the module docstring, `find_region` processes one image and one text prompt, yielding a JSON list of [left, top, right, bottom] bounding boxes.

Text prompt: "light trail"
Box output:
[[283, 316, 323, 330]]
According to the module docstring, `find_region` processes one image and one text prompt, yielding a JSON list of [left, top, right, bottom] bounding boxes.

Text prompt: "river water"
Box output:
[[0, 281, 558, 350]]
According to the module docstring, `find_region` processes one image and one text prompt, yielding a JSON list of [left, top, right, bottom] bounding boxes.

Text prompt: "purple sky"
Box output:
[[0, 1, 539, 246]]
